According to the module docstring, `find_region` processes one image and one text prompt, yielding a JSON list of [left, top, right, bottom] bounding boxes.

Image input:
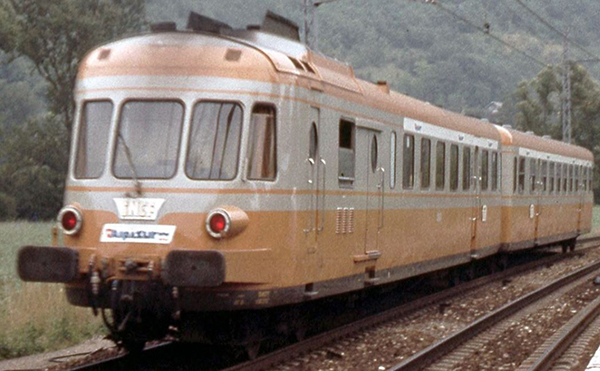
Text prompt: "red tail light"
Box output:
[[206, 209, 230, 238], [57, 206, 82, 235]]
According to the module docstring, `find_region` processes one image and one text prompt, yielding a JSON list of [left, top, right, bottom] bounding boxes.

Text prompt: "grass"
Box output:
[[593, 206, 600, 232], [0, 222, 103, 360]]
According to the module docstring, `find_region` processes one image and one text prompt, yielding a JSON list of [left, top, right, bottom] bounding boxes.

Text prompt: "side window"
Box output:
[[549, 162, 555, 194], [435, 141, 446, 190], [247, 104, 277, 180], [463, 147, 471, 191], [390, 132, 396, 189], [568, 165, 573, 193], [481, 150, 489, 191], [371, 135, 378, 173], [583, 167, 587, 192], [75, 101, 113, 179], [421, 138, 431, 189], [450, 144, 459, 191], [403, 134, 415, 189], [530, 159, 536, 194], [541, 161, 547, 193], [513, 157, 518, 193], [518, 157, 526, 194], [338, 119, 355, 187], [186, 102, 243, 180], [562, 164, 569, 194], [575, 165, 580, 193], [491, 151, 498, 191]]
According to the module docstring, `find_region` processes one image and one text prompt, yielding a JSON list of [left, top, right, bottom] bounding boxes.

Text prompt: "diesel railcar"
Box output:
[[17, 12, 594, 352]]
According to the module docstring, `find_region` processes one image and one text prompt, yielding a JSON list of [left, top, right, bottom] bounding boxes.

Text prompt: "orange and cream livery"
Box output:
[[17, 11, 593, 351]]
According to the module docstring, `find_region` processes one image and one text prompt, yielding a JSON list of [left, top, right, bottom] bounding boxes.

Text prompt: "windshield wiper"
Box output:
[[117, 131, 142, 197]]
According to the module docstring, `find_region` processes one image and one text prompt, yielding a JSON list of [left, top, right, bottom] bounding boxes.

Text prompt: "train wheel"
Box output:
[[295, 327, 307, 342], [569, 239, 577, 252], [122, 338, 146, 354], [449, 269, 460, 287], [245, 341, 261, 360], [497, 254, 508, 271]]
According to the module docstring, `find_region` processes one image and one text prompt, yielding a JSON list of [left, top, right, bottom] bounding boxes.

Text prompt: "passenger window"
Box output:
[[186, 102, 243, 180], [518, 157, 526, 194], [549, 162, 555, 194], [575, 166, 580, 192], [435, 141, 445, 190], [75, 101, 113, 179], [338, 119, 355, 187], [309, 123, 318, 160], [390, 132, 396, 189], [481, 150, 489, 191], [403, 134, 415, 189], [583, 167, 587, 191], [463, 147, 471, 191], [513, 157, 518, 193], [541, 161, 547, 193], [568, 165, 573, 193], [371, 135, 378, 173], [562, 164, 569, 194], [247, 104, 277, 180], [491, 152, 498, 191], [421, 138, 431, 189], [450, 144, 459, 191], [530, 159, 537, 194], [557, 163, 562, 194]]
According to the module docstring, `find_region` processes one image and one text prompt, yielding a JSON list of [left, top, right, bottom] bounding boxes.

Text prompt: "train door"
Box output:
[[357, 128, 383, 254], [304, 107, 324, 254], [470, 146, 481, 255], [577, 165, 584, 232], [534, 159, 543, 243]]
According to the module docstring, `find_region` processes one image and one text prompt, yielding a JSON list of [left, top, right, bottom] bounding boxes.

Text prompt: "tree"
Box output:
[[0, 115, 68, 219], [0, 0, 146, 133], [508, 63, 600, 200]]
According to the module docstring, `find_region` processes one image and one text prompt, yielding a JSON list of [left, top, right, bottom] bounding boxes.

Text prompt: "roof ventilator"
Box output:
[[377, 81, 390, 94], [187, 12, 232, 34], [261, 11, 300, 41], [150, 22, 177, 33]]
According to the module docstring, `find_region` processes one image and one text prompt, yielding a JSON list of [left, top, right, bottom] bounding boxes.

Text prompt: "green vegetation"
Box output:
[[0, 222, 103, 360], [593, 206, 600, 232]]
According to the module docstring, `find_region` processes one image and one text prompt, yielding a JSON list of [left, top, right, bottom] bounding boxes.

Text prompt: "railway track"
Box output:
[[389, 259, 600, 370], [57, 234, 600, 371]]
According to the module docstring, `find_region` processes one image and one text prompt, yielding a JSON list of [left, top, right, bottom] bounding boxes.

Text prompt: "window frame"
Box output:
[[402, 134, 415, 190], [112, 99, 185, 180], [435, 141, 446, 191], [420, 137, 431, 190], [338, 118, 356, 188], [185, 99, 245, 181], [74, 99, 114, 180], [246, 102, 278, 182]]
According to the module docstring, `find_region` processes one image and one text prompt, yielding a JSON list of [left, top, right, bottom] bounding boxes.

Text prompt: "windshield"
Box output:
[[74, 101, 113, 179], [113, 101, 184, 179]]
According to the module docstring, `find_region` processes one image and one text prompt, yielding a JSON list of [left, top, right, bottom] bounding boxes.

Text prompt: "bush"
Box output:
[[0, 193, 16, 220]]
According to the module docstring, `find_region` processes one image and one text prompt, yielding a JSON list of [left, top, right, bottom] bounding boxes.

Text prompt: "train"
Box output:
[[17, 11, 593, 355]]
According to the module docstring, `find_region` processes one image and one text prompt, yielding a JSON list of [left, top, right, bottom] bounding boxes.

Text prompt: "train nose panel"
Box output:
[[162, 250, 225, 287]]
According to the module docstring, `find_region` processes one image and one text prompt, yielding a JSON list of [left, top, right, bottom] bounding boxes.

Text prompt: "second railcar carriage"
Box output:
[[17, 11, 593, 351]]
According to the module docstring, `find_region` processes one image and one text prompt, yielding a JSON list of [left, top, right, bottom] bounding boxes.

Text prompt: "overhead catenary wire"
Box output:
[[425, 1, 549, 68], [513, 0, 600, 62]]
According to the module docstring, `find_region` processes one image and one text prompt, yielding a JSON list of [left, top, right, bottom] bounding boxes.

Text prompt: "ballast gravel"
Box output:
[[272, 247, 600, 371]]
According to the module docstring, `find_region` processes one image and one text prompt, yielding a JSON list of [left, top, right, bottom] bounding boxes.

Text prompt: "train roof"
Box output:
[[77, 12, 591, 161], [496, 126, 593, 162]]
